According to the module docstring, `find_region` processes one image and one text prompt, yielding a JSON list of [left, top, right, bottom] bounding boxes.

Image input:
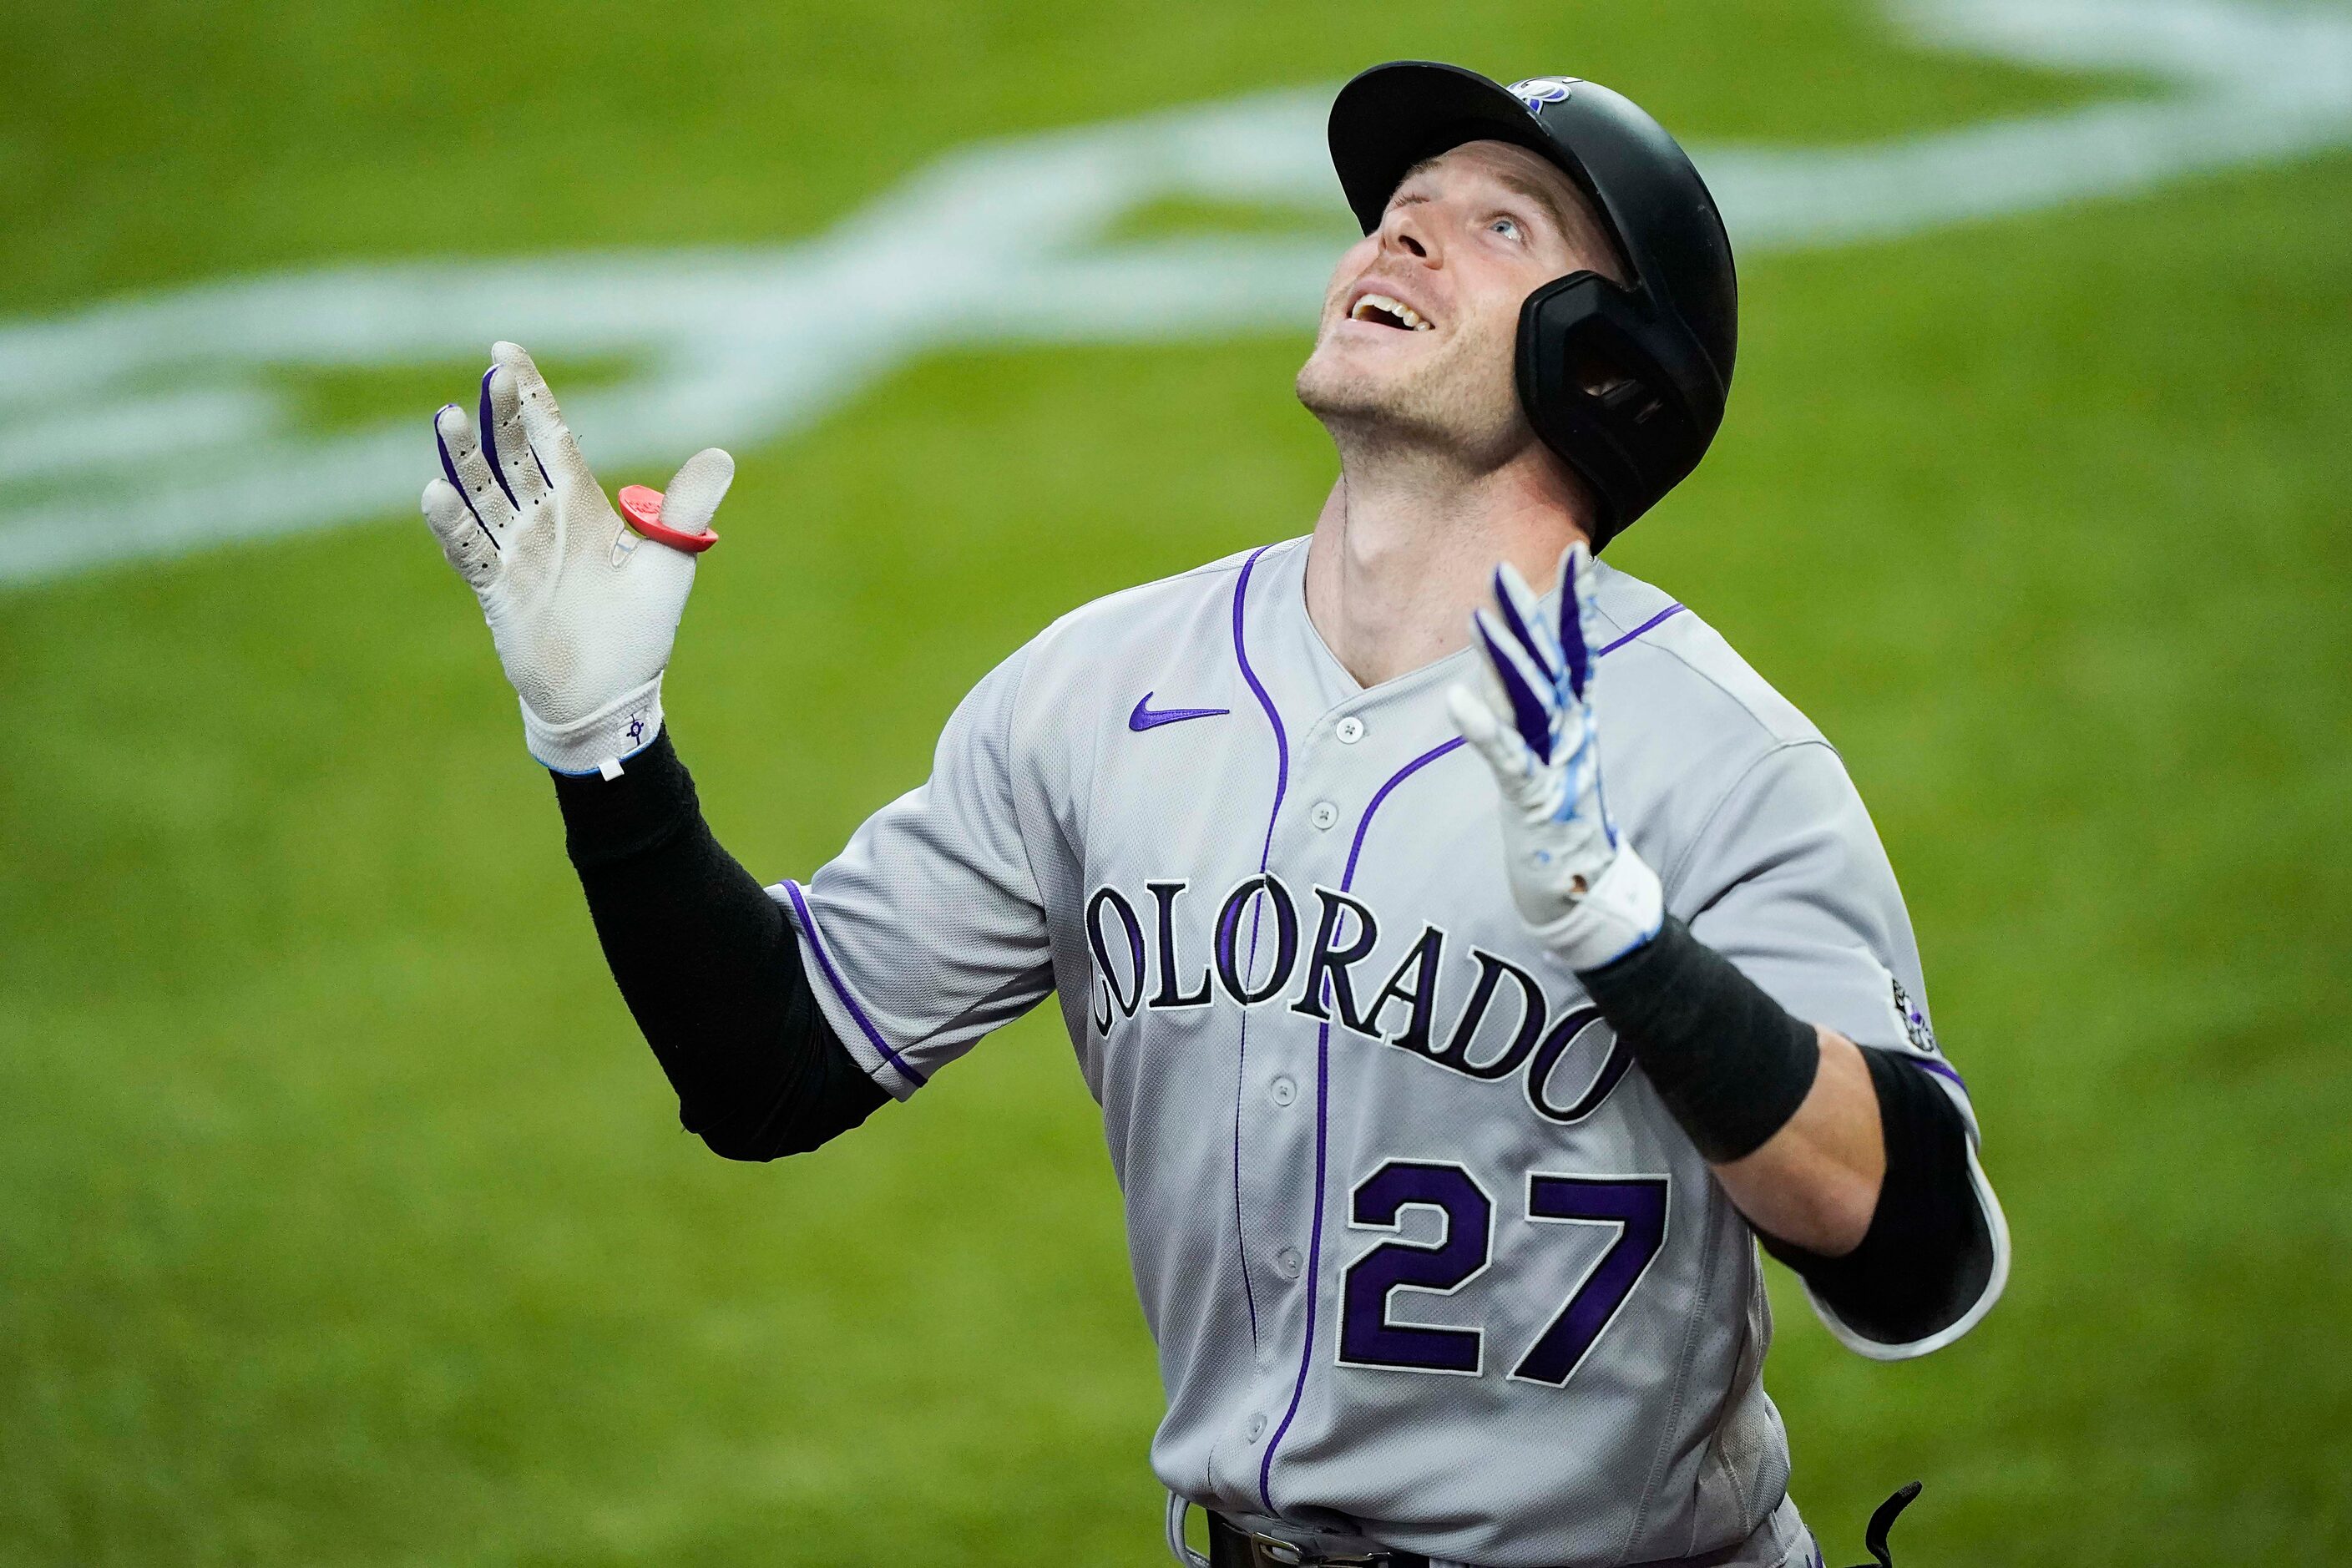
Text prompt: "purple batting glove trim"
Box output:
[[1490, 566, 1559, 685], [476, 367, 521, 510], [1476, 613, 1554, 761], [1560, 558, 1593, 702], [432, 404, 496, 548]]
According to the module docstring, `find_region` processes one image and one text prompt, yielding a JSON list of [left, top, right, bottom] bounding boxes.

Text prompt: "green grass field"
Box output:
[[3, 0, 2349, 1562]]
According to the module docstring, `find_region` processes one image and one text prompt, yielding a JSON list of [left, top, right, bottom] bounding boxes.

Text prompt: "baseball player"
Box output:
[[421, 63, 2006, 1568]]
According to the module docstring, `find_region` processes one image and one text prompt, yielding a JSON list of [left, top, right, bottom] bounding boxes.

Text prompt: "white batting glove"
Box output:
[[420, 341, 733, 776], [1447, 544, 1664, 973]]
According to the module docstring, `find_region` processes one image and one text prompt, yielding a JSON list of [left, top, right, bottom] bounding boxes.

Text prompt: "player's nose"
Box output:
[[1378, 201, 1437, 264]]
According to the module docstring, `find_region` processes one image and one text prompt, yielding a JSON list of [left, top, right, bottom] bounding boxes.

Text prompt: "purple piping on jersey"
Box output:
[[1232, 546, 1291, 898], [780, 878, 928, 1093], [1595, 601, 1686, 655], [1342, 739, 1468, 888], [1256, 1019, 1333, 1512], [1259, 732, 1468, 1513], [1912, 1055, 1969, 1094], [1228, 544, 1290, 1348], [1256, 609, 1697, 1513]]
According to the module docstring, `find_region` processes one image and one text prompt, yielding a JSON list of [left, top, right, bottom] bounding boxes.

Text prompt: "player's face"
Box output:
[[1297, 140, 1621, 468]]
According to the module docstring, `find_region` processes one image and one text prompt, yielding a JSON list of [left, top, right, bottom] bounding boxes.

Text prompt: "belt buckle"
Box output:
[[1247, 1532, 1387, 1567]]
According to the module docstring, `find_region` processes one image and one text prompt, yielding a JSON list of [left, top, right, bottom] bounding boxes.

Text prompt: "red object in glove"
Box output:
[[618, 483, 719, 554]]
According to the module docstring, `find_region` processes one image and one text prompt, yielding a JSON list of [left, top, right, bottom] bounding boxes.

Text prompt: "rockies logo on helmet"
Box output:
[[1509, 76, 1579, 111]]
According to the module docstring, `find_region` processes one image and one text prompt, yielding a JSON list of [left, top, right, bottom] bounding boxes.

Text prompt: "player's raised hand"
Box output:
[[1446, 543, 1663, 972], [421, 341, 734, 776]]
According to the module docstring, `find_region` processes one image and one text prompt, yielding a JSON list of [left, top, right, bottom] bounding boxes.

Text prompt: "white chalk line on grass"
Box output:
[[2, 0, 2348, 589]]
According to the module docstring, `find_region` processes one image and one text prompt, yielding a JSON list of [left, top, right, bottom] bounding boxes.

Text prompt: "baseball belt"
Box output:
[[1204, 1511, 1757, 1568], [1197, 1483, 1919, 1568]]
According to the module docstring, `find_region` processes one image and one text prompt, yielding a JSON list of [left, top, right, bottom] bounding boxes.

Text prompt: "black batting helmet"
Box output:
[[1328, 63, 1737, 549]]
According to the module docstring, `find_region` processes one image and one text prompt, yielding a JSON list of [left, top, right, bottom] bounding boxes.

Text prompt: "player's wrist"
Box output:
[[523, 676, 665, 777], [1528, 842, 1664, 971], [549, 726, 703, 869], [1578, 915, 1821, 1165]]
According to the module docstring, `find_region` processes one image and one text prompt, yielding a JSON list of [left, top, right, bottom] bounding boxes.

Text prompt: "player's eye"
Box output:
[[1489, 215, 1525, 242]]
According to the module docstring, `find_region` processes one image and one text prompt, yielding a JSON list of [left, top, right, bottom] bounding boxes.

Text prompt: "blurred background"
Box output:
[[3, 0, 2347, 1561]]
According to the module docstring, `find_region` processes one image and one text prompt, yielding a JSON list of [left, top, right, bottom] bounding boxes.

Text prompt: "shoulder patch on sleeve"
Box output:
[[1891, 976, 1940, 1056]]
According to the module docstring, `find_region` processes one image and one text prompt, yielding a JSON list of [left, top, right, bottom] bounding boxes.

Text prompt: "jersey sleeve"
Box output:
[[773, 641, 1056, 1099], [1667, 740, 2011, 1358]]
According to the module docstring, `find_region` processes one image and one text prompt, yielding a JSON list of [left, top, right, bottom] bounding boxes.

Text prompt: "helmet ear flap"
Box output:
[[1515, 273, 1721, 549]]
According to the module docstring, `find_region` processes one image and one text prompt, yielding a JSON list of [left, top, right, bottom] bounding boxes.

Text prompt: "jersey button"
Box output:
[[1245, 1413, 1268, 1441], [1335, 716, 1366, 745], [1269, 1075, 1297, 1106], [1309, 801, 1338, 831], [1276, 1247, 1303, 1278]]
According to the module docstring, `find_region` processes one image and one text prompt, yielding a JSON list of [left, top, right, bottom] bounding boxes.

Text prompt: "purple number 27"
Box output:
[[1339, 1161, 1669, 1386]]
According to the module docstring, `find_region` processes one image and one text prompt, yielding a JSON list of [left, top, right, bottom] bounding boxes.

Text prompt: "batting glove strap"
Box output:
[[523, 676, 665, 778], [1525, 842, 1665, 972]]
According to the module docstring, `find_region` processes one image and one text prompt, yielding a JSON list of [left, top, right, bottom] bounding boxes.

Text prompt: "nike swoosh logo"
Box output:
[[1129, 693, 1231, 731]]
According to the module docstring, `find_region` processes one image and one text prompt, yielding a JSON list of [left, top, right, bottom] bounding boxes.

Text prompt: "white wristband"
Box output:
[[1528, 844, 1666, 973], [521, 676, 665, 777]]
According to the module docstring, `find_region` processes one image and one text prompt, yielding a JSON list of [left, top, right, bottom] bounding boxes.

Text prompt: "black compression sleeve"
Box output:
[[550, 731, 888, 1159], [1759, 1047, 1994, 1347], [1576, 917, 1821, 1163]]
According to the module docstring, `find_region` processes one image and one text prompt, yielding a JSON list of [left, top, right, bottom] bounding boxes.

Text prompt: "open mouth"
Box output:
[[1349, 291, 1434, 331]]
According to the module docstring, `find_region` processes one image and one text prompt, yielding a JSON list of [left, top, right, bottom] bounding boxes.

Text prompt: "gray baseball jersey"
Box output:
[[773, 536, 2008, 1568]]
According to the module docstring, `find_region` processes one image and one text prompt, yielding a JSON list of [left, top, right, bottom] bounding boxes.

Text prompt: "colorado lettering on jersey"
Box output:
[[1084, 875, 1632, 1125]]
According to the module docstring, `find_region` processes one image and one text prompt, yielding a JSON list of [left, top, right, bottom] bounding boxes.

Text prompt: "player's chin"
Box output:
[[1295, 355, 1387, 419], [1298, 333, 1428, 407]]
